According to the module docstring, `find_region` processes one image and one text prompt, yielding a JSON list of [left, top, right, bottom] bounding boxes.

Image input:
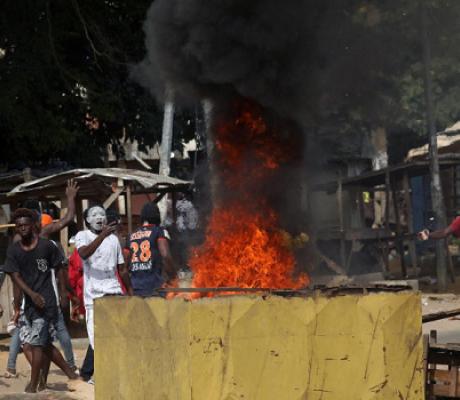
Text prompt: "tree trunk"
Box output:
[[421, 0, 448, 290]]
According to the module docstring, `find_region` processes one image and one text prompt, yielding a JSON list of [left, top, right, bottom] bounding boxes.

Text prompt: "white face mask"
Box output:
[[86, 207, 107, 232]]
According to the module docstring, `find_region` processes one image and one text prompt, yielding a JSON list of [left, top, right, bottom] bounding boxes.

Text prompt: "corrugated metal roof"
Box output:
[[7, 168, 192, 197]]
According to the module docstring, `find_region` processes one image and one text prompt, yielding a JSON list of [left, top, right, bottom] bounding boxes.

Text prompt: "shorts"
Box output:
[[18, 313, 57, 347]]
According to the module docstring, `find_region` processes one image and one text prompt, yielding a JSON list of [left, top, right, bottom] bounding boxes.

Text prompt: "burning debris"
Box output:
[[168, 101, 309, 298], [189, 101, 309, 291], [134, 0, 320, 296]]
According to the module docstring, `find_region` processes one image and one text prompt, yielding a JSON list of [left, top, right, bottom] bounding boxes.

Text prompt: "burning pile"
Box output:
[[182, 100, 309, 296]]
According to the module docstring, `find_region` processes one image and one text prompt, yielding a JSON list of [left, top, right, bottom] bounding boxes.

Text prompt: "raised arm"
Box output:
[[41, 179, 79, 238], [78, 223, 117, 260]]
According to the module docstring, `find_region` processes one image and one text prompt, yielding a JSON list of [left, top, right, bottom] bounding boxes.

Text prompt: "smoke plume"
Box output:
[[134, 0, 321, 125]]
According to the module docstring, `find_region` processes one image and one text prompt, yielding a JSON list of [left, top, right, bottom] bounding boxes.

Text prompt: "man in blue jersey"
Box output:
[[129, 202, 176, 296]]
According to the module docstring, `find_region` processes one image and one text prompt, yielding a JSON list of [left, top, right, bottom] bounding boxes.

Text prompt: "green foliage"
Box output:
[[2, 0, 460, 167], [312, 0, 460, 151], [0, 0, 163, 167]]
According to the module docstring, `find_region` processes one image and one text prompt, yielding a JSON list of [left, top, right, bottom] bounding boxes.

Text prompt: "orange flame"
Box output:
[[190, 203, 308, 292], [171, 100, 309, 299]]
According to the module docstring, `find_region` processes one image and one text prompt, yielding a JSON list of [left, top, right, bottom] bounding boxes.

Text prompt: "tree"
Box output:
[[0, 0, 165, 167]]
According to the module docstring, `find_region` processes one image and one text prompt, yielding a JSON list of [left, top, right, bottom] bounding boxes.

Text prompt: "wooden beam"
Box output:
[[60, 197, 69, 257], [422, 308, 460, 323], [384, 170, 390, 231], [126, 184, 133, 235], [75, 197, 83, 231], [103, 186, 126, 209], [391, 179, 407, 277]]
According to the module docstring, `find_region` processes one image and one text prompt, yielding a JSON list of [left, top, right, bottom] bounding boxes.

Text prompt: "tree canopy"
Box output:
[[0, 0, 167, 168], [1, 0, 460, 167]]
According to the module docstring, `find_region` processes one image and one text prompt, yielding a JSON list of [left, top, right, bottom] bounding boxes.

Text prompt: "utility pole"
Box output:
[[158, 87, 175, 223], [421, 0, 447, 290], [159, 87, 175, 177]]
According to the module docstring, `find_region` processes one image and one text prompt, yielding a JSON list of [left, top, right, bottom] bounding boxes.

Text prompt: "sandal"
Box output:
[[4, 369, 18, 378]]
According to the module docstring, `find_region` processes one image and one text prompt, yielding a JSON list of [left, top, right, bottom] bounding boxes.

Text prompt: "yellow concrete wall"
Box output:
[[95, 292, 423, 400]]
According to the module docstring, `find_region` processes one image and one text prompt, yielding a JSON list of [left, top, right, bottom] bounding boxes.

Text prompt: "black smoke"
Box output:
[[133, 0, 323, 125], [133, 0, 399, 146]]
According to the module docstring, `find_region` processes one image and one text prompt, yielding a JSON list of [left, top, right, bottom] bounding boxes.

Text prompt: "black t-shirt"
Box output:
[[4, 238, 63, 321]]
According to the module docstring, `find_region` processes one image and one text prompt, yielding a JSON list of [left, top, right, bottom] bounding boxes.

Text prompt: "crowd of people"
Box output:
[[0, 180, 190, 393]]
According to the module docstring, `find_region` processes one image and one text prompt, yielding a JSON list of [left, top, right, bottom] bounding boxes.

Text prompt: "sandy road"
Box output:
[[0, 338, 93, 400]]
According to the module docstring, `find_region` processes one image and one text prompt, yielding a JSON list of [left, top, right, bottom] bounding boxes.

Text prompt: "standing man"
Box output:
[[4, 179, 79, 378], [129, 202, 177, 296], [3, 209, 80, 392], [75, 205, 133, 381]]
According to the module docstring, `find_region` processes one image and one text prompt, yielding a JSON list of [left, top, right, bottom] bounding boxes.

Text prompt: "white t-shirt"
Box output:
[[75, 230, 124, 306]]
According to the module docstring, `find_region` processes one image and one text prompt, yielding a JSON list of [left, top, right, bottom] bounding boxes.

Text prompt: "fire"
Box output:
[[171, 99, 309, 298], [190, 202, 308, 291]]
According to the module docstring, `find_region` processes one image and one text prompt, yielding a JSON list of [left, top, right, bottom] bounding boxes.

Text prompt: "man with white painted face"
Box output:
[[75, 205, 133, 354]]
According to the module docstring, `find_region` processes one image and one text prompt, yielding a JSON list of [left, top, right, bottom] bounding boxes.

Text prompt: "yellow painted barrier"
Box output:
[[95, 292, 423, 400]]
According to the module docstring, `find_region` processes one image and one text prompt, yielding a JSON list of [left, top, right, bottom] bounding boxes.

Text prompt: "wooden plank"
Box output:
[[424, 334, 433, 399], [449, 367, 458, 397], [433, 383, 450, 397], [391, 179, 407, 277], [60, 197, 69, 257], [103, 186, 126, 209], [384, 170, 390, 231], [423, 308, 460, 323], [75, 197, 83, 231], [126, 184, 133, 235], [431, 369, 460, 397]]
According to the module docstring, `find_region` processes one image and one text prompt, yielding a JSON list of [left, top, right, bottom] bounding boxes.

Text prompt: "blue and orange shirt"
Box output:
[[128, 225, 167, 296]]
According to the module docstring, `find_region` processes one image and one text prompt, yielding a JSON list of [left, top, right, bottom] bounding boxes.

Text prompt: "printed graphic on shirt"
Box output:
[[129, 225, 166, 296], [130, 240, 152, 271], [36, 259, 48, 272]]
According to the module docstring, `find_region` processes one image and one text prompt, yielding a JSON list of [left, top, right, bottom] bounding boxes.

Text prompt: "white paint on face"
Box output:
[[87, 206, 106, 232]]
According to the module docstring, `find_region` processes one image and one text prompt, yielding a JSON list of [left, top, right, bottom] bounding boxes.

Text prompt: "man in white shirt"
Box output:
[[75, 205, 133, 351]]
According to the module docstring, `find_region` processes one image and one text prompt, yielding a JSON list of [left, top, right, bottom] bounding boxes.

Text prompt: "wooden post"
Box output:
[[126, 184, 133, 235], [391, 179, 407, 277], [60, 197, 69, 257], [385, 169, 391, 231], [337, 174, 346, 269], [383, 169, 391, 274], [76, 197, 83, 231], [403, 171, 418, 276]]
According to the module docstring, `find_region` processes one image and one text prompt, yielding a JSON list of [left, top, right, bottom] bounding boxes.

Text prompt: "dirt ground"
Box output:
[[0, 338, 93, 400]]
